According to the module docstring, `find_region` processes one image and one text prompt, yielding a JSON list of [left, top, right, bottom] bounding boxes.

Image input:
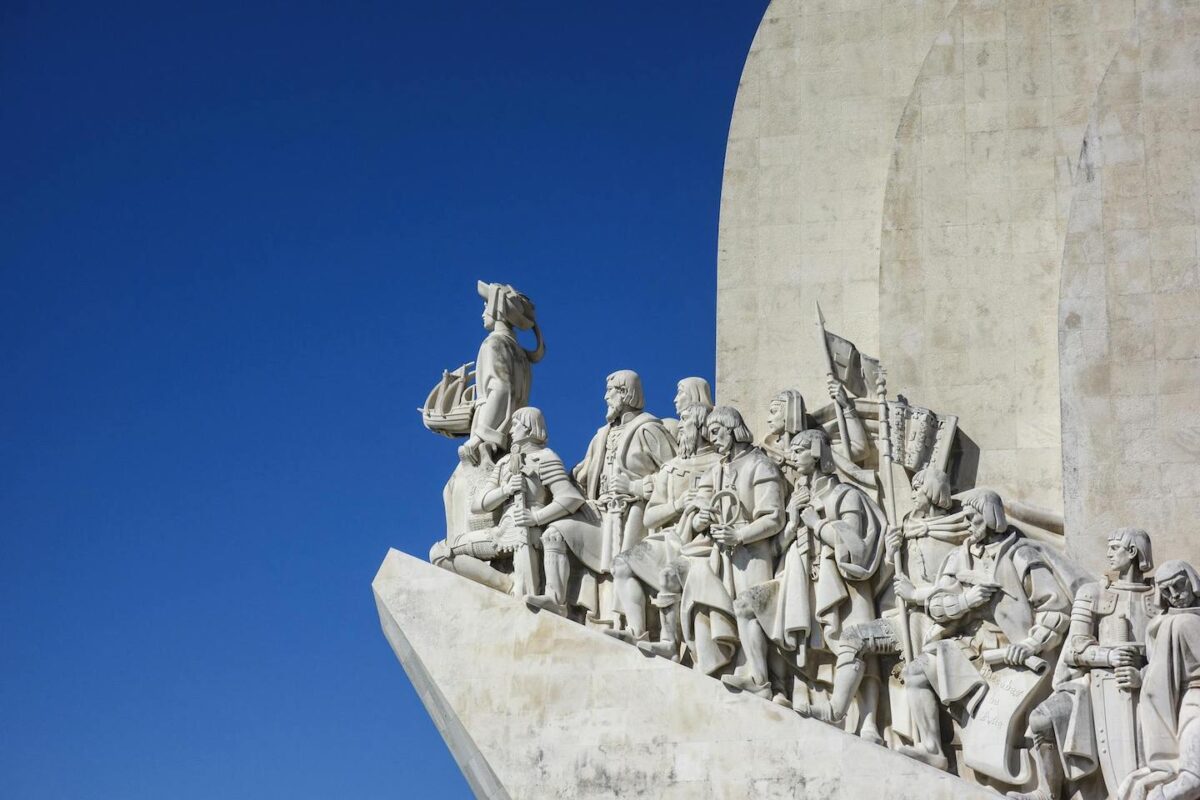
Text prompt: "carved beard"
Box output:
[[605, 401, 624, 423], [677, 421, 700, 458]]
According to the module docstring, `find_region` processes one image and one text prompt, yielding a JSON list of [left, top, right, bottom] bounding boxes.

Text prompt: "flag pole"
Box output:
[[876, 368, 913, 663], [814, 301, 852, 461]]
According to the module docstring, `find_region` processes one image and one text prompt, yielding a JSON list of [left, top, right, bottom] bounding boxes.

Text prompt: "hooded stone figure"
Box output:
[[460, 281, 546, 466], [1118, 560, 1200, 800], [759, 389, 806, 466]]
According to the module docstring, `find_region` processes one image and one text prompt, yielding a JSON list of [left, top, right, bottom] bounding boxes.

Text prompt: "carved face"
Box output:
[[766, 400, 785, 436], [673, 384, 688, 416], [510, 415, 531, 446], [965, 506, 989, 544], [1160, 571, 1196, 609], [707, 421, 734, 456], [789, 437, 819, 477], [481, 302, 496, 332], [911, 480, 931, 514], [604, 379, 630, 421], [1107, 539, 1136, 574]]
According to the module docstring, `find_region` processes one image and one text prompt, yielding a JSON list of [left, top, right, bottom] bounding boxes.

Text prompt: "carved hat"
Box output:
[[676, 377, 714, 410], [478, 281, 537, 330], [772, 389, 807, 435]]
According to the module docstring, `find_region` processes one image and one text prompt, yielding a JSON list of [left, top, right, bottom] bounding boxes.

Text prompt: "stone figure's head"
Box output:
[[1155, 560, 1200, 610], [959, 488, 1007, 544], [478, 281, 537, 332], [677, 402, 710, 458], [766, 389, 806, 438], [788, 428, 834, 478], [910, 467, 952, 515], [510, 407, 548, 448], [604, 370, 644, 422], [674, 377, 713, 417], [1107, 527, 1153, 576], [705, 406, 753, 457]]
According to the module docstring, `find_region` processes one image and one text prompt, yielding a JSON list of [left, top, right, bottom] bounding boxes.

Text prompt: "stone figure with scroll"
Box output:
[[1010, 528, 1157, 800], [781, 427, 888, 742], [898, 489, 1070, 787], [607, 402, 720, 656], [681, 406, 785, 694], [1118, 560, 1200, 800], [527, 370, 674, 625], [431, 407, 585, 597]]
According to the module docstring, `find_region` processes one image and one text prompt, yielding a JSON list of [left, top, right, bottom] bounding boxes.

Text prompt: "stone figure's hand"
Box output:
[[1116, 665, 1142, 690], [511, 506, 537, 528], [1109, 645, 1140, 669], [680, 487, 699, 510], [693, 507, 713, 532], [965, 583, 998, 608], [895, 577, 917, 604], [711, 524, 737, 548], [885, 525, 902, 559], [609, 471, 633, 496], [1003, 642, 1034, 667], [788, 484, 812, 510], [504, 473, 524, 497], [799, 506, 822, 532], [459, 437, 482, 466], [827, 378, 851, 410]]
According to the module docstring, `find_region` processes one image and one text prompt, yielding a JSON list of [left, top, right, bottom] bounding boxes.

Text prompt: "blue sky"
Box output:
[[1, 3, 767, 797]]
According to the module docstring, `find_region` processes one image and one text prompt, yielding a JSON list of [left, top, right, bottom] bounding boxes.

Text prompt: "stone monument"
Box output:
[[377, 3, 1200, 798]]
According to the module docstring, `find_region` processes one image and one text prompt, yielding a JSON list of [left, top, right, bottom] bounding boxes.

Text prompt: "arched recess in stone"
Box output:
[[877, 0, 1131, 513], [1058, 3, 1200, 574]]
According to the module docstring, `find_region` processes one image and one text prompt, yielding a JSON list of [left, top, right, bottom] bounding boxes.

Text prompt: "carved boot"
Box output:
[[525, 594, 568, 616], [603, 626, 648, 645], [637, 591, 681, 661], [1006, 738, 1062, 800], [896, 743, 949, 772], [721, 672, 771, 699], [527, 533, 570, 616]]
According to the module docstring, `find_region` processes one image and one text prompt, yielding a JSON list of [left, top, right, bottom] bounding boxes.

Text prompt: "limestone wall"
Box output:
[[717, 0, 1200, 572]]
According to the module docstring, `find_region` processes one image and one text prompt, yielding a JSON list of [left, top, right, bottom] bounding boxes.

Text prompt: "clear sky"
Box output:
[[2, 3, 768, 797]]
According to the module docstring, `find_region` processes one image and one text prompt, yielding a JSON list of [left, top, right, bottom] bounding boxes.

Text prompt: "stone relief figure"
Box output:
[[459, 281, 545, 466], [898, 489, 1070, 787], [1118, 560, 1200, 800], [759, 383, 871, 480], [784, 427, 888, 743], [607, 402, 720, 656], [683, 406, 786, 697], [431, 408, 584, 597], [790, 466, 960, 739], [662, 376, 714, 443], [1010, 528, 1157, 800], [527, 370, 674, 625]]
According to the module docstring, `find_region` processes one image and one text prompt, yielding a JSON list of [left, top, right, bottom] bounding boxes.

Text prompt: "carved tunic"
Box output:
[[472, 329, 532, 451], [1140, 608, 1200, 776], [811, 476, 887, 645]]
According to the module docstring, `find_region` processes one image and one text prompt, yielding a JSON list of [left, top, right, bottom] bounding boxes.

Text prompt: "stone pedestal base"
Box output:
[[373, 549, 996, 799]]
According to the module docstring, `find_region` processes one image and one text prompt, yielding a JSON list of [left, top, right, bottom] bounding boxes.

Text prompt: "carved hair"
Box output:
[[772, 389, 807, 435], [911, 467, 952, 510], [959, 488, 1007, 533], [706, 406, 753, 444], [510, 406, 548, 445], [677, 377, 714, 410], [606, 370, 645, 411], [791, 428, 834, 474], [1154, 559, 1200, 607], [1108, 527, 1154, 573]]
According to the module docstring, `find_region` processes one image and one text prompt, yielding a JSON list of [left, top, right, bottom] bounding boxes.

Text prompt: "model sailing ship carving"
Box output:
[[419, 362, 476, 437]]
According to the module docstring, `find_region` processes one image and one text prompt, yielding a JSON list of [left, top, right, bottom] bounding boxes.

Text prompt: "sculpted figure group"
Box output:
[[421, 283, 1200, 800]]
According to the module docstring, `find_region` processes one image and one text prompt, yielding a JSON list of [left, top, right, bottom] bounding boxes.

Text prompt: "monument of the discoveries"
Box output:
[[374, 2, 1200, 798]]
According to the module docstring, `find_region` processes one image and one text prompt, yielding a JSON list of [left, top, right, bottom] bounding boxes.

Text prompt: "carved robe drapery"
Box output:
[[471, 328, 533, 451]]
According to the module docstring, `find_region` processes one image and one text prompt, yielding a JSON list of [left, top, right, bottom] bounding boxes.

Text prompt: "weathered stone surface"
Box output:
[[373, 548, 996, 800], [717, 0, 1200, 573]]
